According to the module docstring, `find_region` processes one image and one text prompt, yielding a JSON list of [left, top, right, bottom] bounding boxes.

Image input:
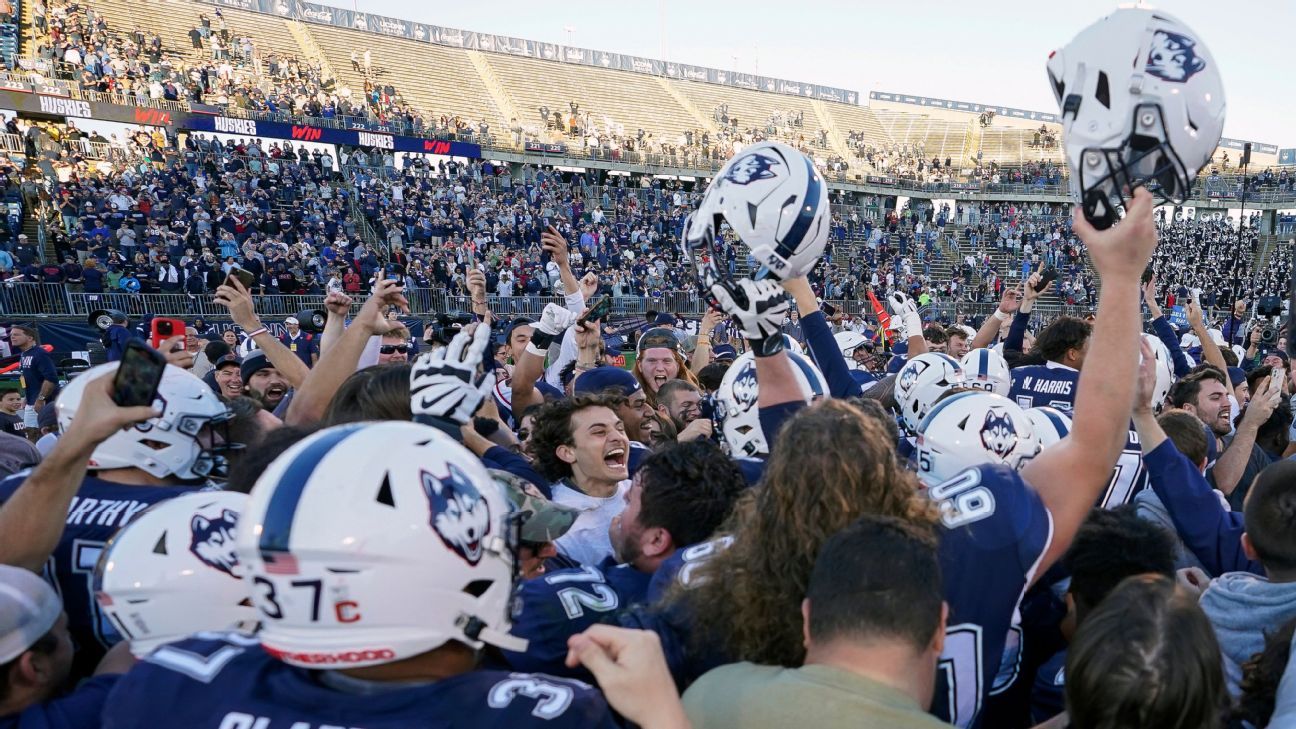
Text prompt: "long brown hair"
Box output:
[[633, 351, 700, 408], [678, 399, 939, 667]]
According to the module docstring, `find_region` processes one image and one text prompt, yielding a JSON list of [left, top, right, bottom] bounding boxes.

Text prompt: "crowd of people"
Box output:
[[2, 167, 1296, 728]]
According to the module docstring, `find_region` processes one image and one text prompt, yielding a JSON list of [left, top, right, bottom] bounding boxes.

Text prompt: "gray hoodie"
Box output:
[[1199, 572, 1296, 696]]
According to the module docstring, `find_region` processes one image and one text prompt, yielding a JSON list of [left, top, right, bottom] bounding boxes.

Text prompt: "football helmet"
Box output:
[[1141, 333, 1175, 412], [715, 349, 827, 458], [1027, 406, 1073, 449], [834, 331, 874, 371], [895, 353, 966, 433], [684, 141, 829, 281], [236, 422, 525, 669], [94, 492, 255, 657], [915, 391, 1041, 487], [1047, 7, 1224, 229], [961, 348, 1012, 396], [56, 363, 235, 480]]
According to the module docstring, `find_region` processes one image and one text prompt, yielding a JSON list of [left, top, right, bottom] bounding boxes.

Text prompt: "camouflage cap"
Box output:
[[491, 470, 578, 543]]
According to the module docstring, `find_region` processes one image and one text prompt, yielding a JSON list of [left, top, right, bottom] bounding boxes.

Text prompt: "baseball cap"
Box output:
[[712, 344, 738, 362], [284, 316, 299, 326], [240, 350, 271, 382], [637, 327, 680, 356], [574, 366, 642, 398], [1227, 366, 1247, 388], [0, 564, 61, 663], [653, 313, 675, 326], [213, 353, 241, 371], [492, 471, 578, 543]]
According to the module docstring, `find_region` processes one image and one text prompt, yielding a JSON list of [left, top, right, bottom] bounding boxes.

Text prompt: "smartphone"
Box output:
[[149, 317, 186, 351], [579, 295, 611, 325], [1272, 368, 1285, 400], [113, 340, 167, 408], [227, 268, 255, 290], [1141, 265, 1155, 286], [1034, 267, 1058, 292]]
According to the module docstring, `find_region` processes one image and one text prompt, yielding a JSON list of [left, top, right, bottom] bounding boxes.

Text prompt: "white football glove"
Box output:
[[410, 321, 495, 428], [535, 302, 578, 336], [527, 302, 579, 355], [710, 278, 789, 356], [888, 291, 923, 339]]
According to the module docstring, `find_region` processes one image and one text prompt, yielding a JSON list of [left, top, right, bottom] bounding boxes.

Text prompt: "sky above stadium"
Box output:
[[323, 0, 1293, 147]]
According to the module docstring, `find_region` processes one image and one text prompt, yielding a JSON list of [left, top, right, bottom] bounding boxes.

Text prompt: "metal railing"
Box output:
[[0, 281, 1099, 323]]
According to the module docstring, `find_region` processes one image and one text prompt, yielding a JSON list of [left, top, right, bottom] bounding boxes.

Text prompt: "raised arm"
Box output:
[[1021, 188, 1159, 574], [1209, 374, 1278, 497], [970, 284, 1020, 350], [214, 276, 311, 388], [316, 291, 352, 360], [0, 374, 156, 571], [782, 275, 862, 399], [1188, 299, 1227, 373], [284, 279, 408, 426]]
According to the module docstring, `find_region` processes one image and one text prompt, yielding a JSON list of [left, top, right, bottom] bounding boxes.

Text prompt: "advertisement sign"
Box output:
[[184, 115, 482, 158]]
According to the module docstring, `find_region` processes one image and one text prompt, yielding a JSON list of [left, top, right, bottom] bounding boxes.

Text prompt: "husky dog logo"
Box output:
[[979, 408, 1018, 459], [422, 464, 491, 565], [897, 360, 929, 398], [1146, 30, 1206, 83], [730, 364, 759, 412], [723, 153, 780, 185], [190, 509, 240, 577]]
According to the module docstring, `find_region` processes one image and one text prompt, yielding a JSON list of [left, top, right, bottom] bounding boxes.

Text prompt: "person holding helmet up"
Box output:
[[0, 363, 237, 681], [100, 421, 622, 729]]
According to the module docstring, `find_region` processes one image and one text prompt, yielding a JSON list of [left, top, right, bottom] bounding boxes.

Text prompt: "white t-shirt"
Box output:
[[551, 479, 630, 566]]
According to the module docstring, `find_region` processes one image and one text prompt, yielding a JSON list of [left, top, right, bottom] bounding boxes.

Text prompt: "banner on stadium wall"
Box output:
[[0, 90, 176, 128], [870, 91, 1060, 123], [1280, 149, 1296, 167], [181, 115, 482, 158], [215, 0, 858, 105]]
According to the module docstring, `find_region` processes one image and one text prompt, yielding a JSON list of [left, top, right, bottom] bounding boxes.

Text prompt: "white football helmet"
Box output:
[[685, 141, 829, 281], [834, 331, 873, 371], [961, 348, 1012, 397], [1141, 333, 1175, 412], [1027, 406, 1073, 449], [1047, 7, 1224, 229], [915, 391, 1042, 487], [56, 363, 235, 480], [895, 352, 966, 433], [715, 350, 828, 458], [236, 422, 525, 669], [95, 492, 255, 657]]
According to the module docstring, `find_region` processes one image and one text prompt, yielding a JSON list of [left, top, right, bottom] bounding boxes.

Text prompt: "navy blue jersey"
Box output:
[[0, 473, 199, 678], [1030, 649, 1067, 724], [1008, 364, 1078, 411], [102, 632, 619, 729], [499, 561, 651, 678], [1102, 428, 1147, 509], [929, 464, 1053, 728], [0, 675, 118, 729]]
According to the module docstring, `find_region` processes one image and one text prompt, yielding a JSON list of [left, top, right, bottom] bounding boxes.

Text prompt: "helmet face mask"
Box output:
[[1049, 8, 1225, 230], [57, 363, 236, 481]]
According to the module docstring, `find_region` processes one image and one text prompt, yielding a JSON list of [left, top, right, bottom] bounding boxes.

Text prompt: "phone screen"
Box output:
[[113, 341, 166, 408], [580, 295, 611, 325]]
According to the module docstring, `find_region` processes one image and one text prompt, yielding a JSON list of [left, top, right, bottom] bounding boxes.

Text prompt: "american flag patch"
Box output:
[[262, 552, 299, 575]]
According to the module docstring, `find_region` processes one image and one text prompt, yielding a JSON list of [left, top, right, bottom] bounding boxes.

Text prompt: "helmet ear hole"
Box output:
[[1094, 71, 1110, 109], [463, 579, 493, 598]]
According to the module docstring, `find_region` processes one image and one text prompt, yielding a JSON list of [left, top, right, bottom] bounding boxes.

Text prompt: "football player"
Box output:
[[101, 422, 620, 728], [498, 440, 744, 679], [0, 364, 236, 680]]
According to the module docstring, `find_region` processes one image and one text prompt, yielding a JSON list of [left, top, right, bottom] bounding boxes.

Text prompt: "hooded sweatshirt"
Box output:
[[1198, 572, 1296, 696]]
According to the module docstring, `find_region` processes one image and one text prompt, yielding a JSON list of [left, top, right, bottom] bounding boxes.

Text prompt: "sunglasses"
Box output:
[[379, 344, 409, 354]]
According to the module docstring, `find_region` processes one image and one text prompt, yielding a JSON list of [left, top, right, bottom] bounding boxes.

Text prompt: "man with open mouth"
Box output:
[[241, 350, 292, 413]]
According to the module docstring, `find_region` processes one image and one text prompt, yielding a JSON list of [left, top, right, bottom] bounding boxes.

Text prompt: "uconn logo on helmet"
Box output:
[[979, 408, 1018, 459], [723, 153, 780, 185], [190, 509, 241, 577], [897, 360, 928, 396], [1146, 30, 1206, 82], [731, 364, 759, 412], [422, 464, 491, 565]]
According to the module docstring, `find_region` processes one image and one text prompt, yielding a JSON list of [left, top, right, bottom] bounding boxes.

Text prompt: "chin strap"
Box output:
[[462, 614, 529, 652]]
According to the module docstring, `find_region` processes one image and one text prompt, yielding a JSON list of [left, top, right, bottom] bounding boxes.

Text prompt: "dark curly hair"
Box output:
[[1235, 616, 1296, 728], [528, 393, 620, 481], [638, 440, 745, 548]]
